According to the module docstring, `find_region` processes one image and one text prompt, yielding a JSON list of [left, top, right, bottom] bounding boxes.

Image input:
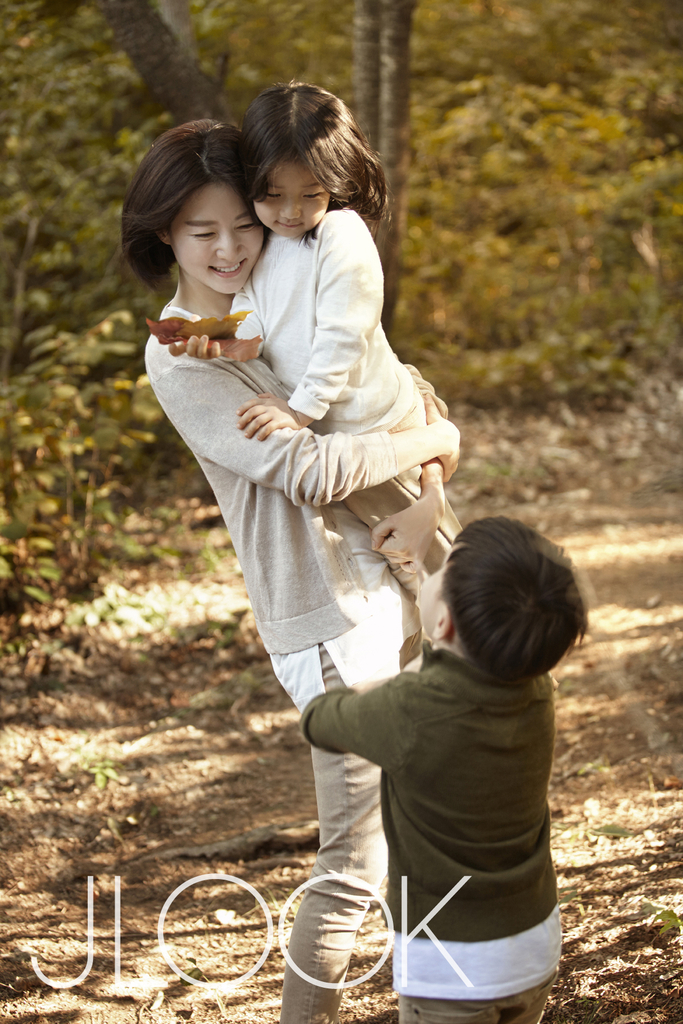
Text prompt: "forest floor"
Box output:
[[0, 371, 682, 1024]]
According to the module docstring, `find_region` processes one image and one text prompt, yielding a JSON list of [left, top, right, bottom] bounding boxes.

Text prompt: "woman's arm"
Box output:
[[146, 349, 459, 506]]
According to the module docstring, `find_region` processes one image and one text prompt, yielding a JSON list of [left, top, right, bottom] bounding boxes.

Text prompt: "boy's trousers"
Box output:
[[279, 647, 389, 1024], [398, 972, 557, 1024]]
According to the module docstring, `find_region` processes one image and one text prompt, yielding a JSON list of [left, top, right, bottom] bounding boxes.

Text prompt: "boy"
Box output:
[[301, 516, 587, 1024]]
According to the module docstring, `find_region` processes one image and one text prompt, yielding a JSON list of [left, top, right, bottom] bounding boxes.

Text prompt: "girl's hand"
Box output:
[[422, 391, 441, 425], [422, 392, 461, 480], [431, 417, 460, 481], [236, 394, 314, 439], [371, 485, 445, 573]]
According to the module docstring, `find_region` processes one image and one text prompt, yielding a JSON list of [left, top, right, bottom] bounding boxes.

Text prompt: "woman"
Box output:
[[122, 120, 460, 1024]]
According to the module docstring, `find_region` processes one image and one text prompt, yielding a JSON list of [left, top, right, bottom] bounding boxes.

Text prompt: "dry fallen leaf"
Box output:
[[146, 312, 261, 360], [147, 311, 250, 342]]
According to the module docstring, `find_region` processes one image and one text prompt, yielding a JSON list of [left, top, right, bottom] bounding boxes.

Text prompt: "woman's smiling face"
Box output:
[[161, 183, 263, 311]]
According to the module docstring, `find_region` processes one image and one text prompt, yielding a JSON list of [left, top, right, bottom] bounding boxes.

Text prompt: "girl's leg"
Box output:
[[279, 649, 388, 1024]]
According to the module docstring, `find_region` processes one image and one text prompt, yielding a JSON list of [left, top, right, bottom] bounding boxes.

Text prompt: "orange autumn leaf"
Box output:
[[177, 311, 251, 340], [146, 311, 261, 360], [146, 310, 251, 343]]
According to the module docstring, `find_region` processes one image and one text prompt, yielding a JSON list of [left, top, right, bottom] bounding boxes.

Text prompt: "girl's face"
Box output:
[[253, 162, 330, 238], [160, 183, 263, 311]]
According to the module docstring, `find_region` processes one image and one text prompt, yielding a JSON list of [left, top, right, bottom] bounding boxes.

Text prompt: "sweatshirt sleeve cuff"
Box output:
[[288, 384, 330, 421], [356, 430, 400, 485]]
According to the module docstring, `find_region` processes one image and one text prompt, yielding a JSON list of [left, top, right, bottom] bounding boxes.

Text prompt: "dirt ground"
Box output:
[[0, 371, 682, 1024]]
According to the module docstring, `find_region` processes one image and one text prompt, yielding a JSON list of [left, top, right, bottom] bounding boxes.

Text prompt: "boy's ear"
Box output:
[[430, 598, 456, 644]]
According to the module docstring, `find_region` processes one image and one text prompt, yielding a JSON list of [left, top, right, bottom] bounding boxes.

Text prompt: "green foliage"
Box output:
[[552, 820, 634, 840], [65, 579, 171, 631], [0, 1, 170, 607], [192, 0, 353, 118], [558, 886, 584, 914], [641, 899, 683, 935], [3, 0, 683, 612], [78, 747, 122, 788], [0, 1, 166, 359], [0, 311, 163, 606], [181, 957, 207, 985], [85, 757, 120, 790], [395, 0, 683, 398]]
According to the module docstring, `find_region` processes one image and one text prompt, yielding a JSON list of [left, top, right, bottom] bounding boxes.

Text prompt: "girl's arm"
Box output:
[[286, 212, 381, 421], [237, 211, 382, 437]]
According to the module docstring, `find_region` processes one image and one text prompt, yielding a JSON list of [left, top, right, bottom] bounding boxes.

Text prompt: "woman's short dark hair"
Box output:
[[122, 120, 253, 290], [240, 82, 387, 223], [442, 517, 587, 682]]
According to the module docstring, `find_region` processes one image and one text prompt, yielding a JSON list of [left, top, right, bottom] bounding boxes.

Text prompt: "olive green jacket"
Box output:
[[301, 644, 557, 942]]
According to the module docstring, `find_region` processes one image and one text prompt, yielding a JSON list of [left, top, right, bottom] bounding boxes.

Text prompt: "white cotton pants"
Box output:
[[279, 647, 389, 1024]]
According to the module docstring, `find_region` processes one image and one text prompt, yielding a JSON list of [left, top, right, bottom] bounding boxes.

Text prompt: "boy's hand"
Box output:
[[372, 459, 445, 573], [371, 489, 444, 573], [236, 394, 314, 439]]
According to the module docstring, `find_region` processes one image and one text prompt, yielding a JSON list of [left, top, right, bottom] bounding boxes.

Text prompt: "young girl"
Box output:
[[122, 119, 461, 1024], [180, 82, 459, 577], [233, 80, 423, 441]]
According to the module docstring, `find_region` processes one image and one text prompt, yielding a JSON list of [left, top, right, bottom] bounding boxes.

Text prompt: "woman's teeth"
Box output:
[[213, 262, 241, 274]]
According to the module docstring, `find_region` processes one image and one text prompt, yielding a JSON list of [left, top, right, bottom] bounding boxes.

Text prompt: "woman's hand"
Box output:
[[168, 333, 222, 359], [236, 394, 314, 439], [371, 479, 445, 573], [168, 334, 262, 361]]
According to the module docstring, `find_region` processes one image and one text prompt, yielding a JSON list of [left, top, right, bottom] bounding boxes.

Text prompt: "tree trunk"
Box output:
[[353, 0, 381, 146], [353, 0, 417, 336], [158, 0, 198, 59], [160, 0, 200, 58], [97, 0, 232, 124]]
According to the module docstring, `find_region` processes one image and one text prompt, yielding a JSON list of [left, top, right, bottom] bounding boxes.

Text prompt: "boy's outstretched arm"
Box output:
[[300, 684, 411, 773], [371, 459, 445, 573], [371, 389, 457, 572]]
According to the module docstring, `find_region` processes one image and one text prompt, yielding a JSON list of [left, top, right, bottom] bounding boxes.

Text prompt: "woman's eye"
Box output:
[[266, 193, 280, 199], [193, 232, 213, 239], [305, 192, 323, 199]]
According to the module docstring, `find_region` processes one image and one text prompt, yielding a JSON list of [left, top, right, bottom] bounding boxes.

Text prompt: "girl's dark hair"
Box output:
[[442, 517, 587, 683], [240, 82, 387, 223], [122, 120, 254, 290]]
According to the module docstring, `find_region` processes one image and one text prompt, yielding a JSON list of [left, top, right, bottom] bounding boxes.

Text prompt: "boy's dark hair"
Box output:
[[121, 120, 255, 290], [240, 81, 387, 224], [442, 517, 587, 682]]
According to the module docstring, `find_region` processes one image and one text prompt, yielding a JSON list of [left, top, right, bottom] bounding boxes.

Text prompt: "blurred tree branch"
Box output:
[[97, 0, 233, 123]]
